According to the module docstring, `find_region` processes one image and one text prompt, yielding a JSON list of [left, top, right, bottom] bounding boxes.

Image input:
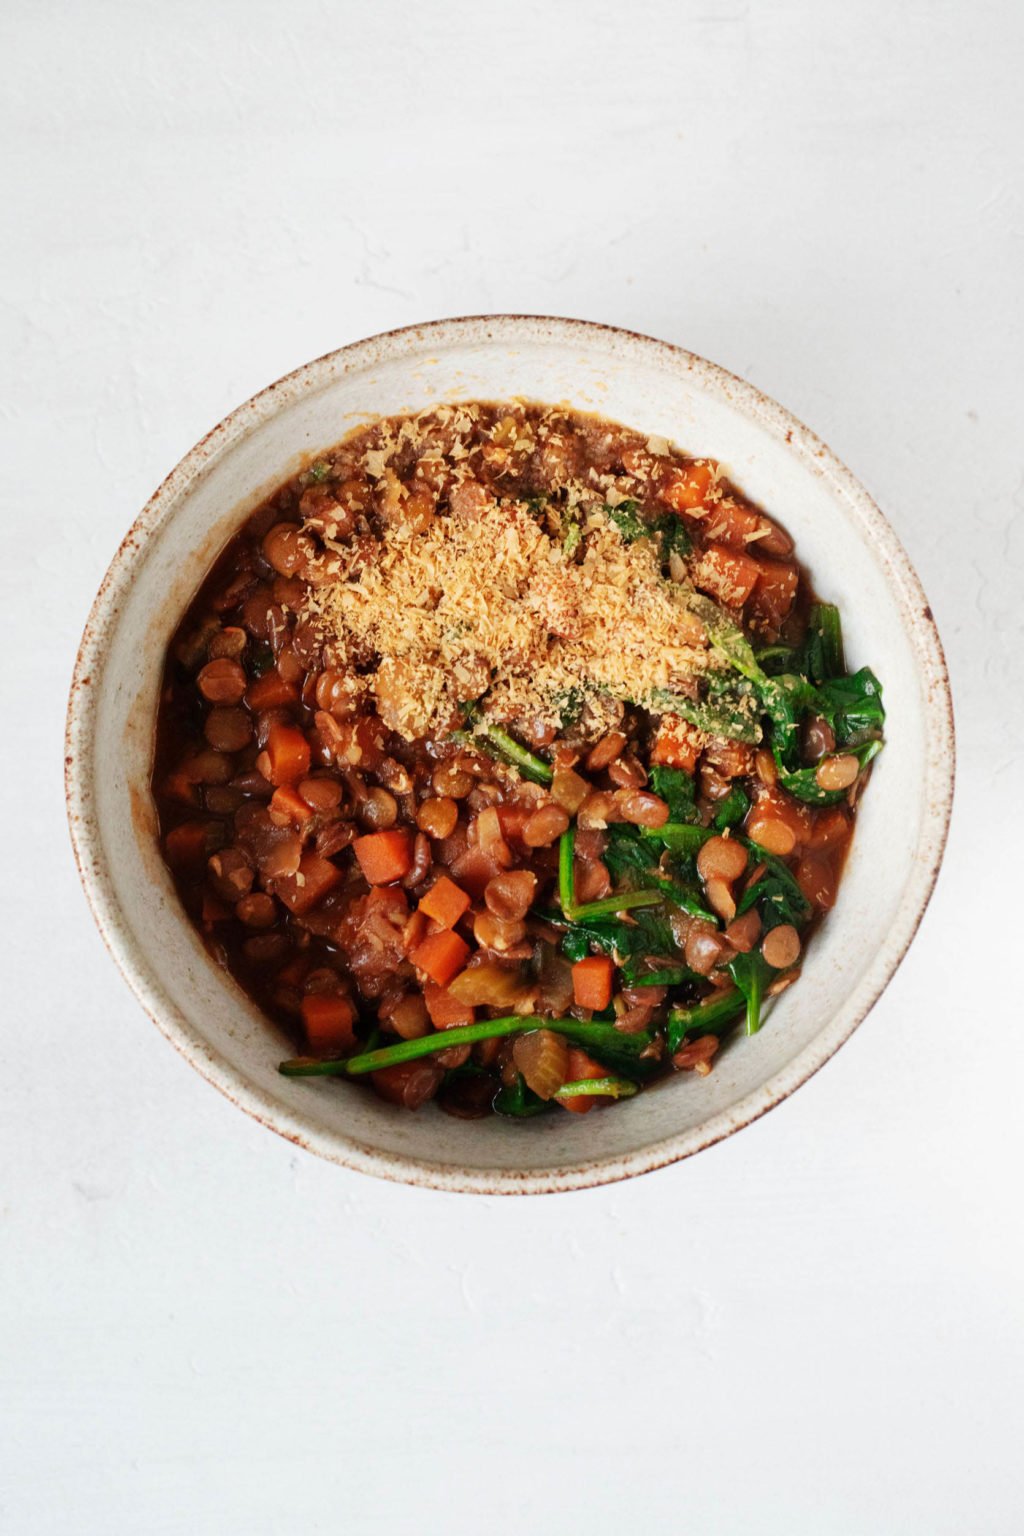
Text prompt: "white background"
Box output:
[[2, 2, 1022, 1532]]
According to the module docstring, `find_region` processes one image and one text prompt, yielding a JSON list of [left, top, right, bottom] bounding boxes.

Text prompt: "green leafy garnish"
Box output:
[[736, 845, 812, 930], [602, 825, 713, 921], [249, 642, 276, 677], [492, 1074, 546, 1118], [554, 1077, 639, 1101], [451, 724, 553, 785], [814, 668, 886, 746], [667, 989, 745, 1053], [650, 877, 718, 923], [605, 502, 692, 563], [641, 822, 714, 856], [649, 765, 698, 823], [603, 823, 662, 885], [726, 949, 774, 1035], [778, 738, 883, 805], [801, 601, 845, 683], [713, 785, 750, 830], [687, 592, 883, 777], [573, 890, 666, 921], [553, 685, 585, 727], [558, 827, 577, 918], [607, 500, 646, 542], [557, 825, 665, 923], [281, 1016, 661, 1084], [620, 964, 700, 988], [561, 904, 676, 965], [657, 517, 692, 561], [754, 642, 800, 675], [649, 686, 763, 743]]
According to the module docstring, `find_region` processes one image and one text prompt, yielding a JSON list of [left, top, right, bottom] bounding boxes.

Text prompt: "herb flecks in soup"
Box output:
[[153, 403, 885, 1119]]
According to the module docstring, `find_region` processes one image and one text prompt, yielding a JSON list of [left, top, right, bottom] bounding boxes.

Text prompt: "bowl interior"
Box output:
[[68, 318, 952, 1191]]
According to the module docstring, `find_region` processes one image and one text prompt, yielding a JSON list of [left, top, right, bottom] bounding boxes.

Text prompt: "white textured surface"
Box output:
[[2, 2, 1021, 1531]]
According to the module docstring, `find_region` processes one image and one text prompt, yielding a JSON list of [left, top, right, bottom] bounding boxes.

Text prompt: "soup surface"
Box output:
[[153, 402, 885, 1117]]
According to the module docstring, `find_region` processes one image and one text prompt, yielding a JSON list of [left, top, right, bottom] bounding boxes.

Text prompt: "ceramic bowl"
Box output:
[[66, 316, 954, 1193]]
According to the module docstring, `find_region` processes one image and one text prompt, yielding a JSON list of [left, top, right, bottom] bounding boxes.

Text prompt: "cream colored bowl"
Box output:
[[66, 317, 954, 1193]]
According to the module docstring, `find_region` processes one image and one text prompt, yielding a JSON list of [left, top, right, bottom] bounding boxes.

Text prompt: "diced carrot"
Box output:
[[559, 1047, 611, 1114], [749, 558, 799, 628], [265, 722, 311, 786], [164, 821, 211, 871], [301, 993, 356, 1054], [704, 497, 769, 550], [572, 955, 614, 1011], [693, 543, 762, 607], [651, 716, 703, 774], [269, 785, 314, 829], [418, 874, 471, 929], [245, 669, 300, 712], [659, 460, 714, 512], [274, 850, 342, 915], [423, 982, 476, 1029], [411, 930, 472, 988], [353, 828, 414, 885]]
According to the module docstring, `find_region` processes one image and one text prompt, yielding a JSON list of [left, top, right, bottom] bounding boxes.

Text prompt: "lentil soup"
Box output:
[[153, 402, 885, 1119]]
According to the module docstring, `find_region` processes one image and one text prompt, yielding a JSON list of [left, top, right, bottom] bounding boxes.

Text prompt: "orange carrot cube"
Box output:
[[558, 1047, 611, 1114], [265, 722, 311, 786], [693, 543, 762, 607], [274, 850, 342, 915], [659, 461, 714, 512], [245, 670, 300, 712], [572, 955, 614, 1011], [301, 994, 356, 1054], [423, 982, 476, 1029], [411, 930, 471, 988], [651, 716, 703, 774], [418, 875, 471, 929], [269, 785, 314, 829], [353, 829, 414, 885], [749, 558, 799, 628]]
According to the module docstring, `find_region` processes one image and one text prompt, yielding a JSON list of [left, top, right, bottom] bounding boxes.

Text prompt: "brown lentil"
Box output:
[[417, 796, 459, 840], [522, 803, 571, 847], [815, 754, 860, 792], [762, 924, 802, 970]]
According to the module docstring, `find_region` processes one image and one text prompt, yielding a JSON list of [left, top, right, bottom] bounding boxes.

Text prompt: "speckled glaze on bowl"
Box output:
[[65, 316, 954, 1193]]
